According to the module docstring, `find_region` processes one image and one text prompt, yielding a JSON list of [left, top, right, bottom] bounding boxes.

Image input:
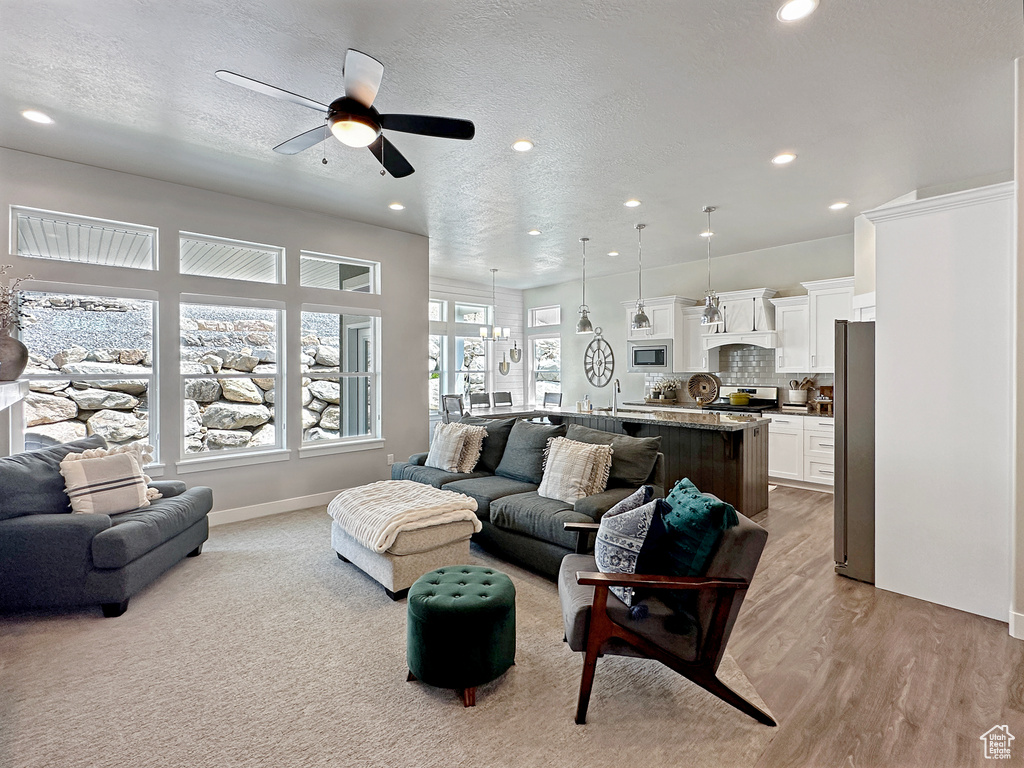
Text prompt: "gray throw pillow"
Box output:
[[566, 424, 662, 487], [594, 486, 659, 613], [459, 416, 517, 473], [493, 420, 567, 484], [0, 435, 108, 521]]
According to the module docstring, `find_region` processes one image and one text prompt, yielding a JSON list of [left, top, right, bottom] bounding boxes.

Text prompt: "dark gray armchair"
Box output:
[[558, 512, 774, 726]]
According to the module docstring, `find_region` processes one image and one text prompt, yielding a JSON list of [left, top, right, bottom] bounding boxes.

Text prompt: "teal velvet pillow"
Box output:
[[658, 478, 738, 615]]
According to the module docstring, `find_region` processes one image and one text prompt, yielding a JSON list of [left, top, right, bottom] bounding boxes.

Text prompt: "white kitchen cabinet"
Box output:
[[767, 415, 803, 481], [676, 307, 719, 372], [767, 412, 835, 487], [771, 296, 809, 373], [621, 296, 696, 341], [802, 277, 854, 373]]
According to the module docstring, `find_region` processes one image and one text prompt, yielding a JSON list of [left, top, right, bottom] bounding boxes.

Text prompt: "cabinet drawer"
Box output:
[[804, 432, 835, 456], [767, 415, 803, 433], [804, 457, 835, 485], [805, 417, 834, 431]]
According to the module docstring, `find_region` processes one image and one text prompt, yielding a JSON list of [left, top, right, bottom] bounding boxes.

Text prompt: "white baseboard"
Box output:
[[768, 477, 835, 494], [1011, 610, 1024, 640], [209, 490, 340, 527]]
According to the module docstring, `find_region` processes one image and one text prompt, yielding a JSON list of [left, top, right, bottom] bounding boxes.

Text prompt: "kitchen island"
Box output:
[[465, 405, 769, 516]]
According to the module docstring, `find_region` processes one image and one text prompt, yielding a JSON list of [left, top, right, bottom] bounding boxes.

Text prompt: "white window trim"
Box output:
[[180, 296, 285, 459], [529, 332, 561, 405], [175, 448, 292, 473], [179, 230, 285, 286], [298, 437, 386, 458], [528, 304, 562, 328], [299, 250, 381, 295]]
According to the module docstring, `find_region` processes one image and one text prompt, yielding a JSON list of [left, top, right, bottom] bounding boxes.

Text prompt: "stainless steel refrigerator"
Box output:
[[834, 320, 875, 583]]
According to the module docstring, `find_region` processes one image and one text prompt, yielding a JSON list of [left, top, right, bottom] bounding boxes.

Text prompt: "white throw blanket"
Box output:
[[327, 480, 481, 554]]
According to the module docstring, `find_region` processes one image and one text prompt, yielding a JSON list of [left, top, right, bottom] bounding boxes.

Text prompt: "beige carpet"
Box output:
[[0, 507, 776, 768]]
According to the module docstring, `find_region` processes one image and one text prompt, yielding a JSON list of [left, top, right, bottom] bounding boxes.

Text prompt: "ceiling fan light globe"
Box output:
[[329, 117, 380, 147]]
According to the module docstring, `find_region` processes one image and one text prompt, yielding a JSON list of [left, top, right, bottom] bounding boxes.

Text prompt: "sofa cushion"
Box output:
[[459, 416, 517, 473], [490, 491, 594, 550], [91, 486, 214, 569], [441, 475, 538, 522], [0, 436, 107, 521], [398, 463, 490, 489], [565, 424, 662, 487], [493, 420, 567, 484]]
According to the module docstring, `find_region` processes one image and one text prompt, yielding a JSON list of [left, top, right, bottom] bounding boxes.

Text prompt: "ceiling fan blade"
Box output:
[[368, 135, 414, 178], [379, 114, 476, 140], [215, 70, 329, 113], [343, 49, 385, 108], [273, 125, 330, 155]]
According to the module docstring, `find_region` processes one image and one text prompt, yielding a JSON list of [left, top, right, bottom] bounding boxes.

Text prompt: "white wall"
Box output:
[[0, 147, 429, 518], [868, 182, 1014, 622], [522, 234, 854, 407], [1013, 57, 1024, 639]]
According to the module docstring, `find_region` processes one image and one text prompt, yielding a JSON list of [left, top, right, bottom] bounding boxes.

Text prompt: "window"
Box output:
[[180, 232, 283, 284], [180, 300, 281, 455], [529, 305, 561, 328], [455, 303, 488, 324], [18, 289, 156, 456], [531, 336, 561, 403], [428, 299, 446, 322], [13, 207, 156, 270], [428, 334, 444, 412], [300, 251, 379, 294], [300, 310, 379, 443], [456, 336, 487, 399]]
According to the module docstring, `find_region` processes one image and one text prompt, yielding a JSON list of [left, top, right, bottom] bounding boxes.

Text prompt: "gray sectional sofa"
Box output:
[[0, 436, 213, 617], [391, 418, 664, 578]]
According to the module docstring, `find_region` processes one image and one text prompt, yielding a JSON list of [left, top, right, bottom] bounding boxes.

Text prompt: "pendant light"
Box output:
[[700, 206, 724, 327], [576, 237, 594, 334], [631, 223, 651, 330], [509, 340, 522, 363], [479, 268, 511, 341]]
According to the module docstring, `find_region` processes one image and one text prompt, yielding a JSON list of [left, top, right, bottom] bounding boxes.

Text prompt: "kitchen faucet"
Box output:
[[612, 378, 620, 416]]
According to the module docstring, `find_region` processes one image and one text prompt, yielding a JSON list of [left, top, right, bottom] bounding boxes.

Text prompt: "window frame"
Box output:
[[299, 250, 381, 295], [528, 304, 562, 328], [179, 231, 285, 285], [529, 333, 561, 405]]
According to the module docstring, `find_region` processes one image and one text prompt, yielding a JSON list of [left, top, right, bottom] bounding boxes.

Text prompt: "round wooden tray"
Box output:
[[687, 373, 720, 404]]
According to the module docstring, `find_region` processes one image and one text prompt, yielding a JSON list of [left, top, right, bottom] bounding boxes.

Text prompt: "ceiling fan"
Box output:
[[215, 49, 475, 178]]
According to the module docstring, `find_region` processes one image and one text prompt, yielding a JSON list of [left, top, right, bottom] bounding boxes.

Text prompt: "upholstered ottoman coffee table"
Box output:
[[406, 565, 516, 706], [328, 480, 481, 600]]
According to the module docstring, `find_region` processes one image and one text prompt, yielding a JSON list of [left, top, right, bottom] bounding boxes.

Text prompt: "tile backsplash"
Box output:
[[646, 344, 834, 401]]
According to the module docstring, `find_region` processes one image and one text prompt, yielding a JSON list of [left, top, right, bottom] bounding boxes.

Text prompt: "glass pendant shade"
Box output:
[[498, 353, 511, 376], [576, 308, 594, 334], [509, 340, 522, 363], [481, 269, 512, 343], [701, 294, 724, 326]]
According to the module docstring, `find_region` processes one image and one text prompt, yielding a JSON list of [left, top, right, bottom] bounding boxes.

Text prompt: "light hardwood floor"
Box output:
[[731, 486, 1024, 768]]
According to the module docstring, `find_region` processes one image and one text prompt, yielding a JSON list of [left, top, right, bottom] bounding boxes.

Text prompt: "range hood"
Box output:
[[701, 288, 778, 350]]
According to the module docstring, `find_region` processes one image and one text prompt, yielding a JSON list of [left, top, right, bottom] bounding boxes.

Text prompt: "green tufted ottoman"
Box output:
[[406, 565, 516, 707]]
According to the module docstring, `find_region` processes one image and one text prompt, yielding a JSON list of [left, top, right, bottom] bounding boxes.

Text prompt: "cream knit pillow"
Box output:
[[538, 437, 614, 504], [455, 424, 488, 473], [426, 422, 469, 472]]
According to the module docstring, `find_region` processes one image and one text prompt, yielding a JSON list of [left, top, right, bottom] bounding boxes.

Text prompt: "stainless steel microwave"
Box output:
[[628, 341, 673, 372]]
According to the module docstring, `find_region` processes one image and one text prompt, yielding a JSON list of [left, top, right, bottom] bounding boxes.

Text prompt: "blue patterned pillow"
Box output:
[[594, 486, 657, 612]]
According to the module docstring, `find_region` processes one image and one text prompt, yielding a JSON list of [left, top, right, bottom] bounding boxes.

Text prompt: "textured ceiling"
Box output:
[[0, 1, 1020, 289]]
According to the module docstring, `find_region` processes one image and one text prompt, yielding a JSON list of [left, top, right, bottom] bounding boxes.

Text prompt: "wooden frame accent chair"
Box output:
[[557, 514, 775, 726]]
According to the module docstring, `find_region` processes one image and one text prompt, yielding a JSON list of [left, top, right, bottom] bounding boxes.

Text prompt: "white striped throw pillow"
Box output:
[[60, 452, 150, 516], [538, 437, 614, 504], [426, 422, 469, 472]]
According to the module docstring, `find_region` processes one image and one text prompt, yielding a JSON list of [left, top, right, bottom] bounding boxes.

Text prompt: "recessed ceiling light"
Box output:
[[771, 152, 797, 165], [607, 251, 619, 257], [624, 199, 642, 208], [700, 230, 714, 238], [512, 139, 534, 152], [777, 0, 819, 22], [21, 109, 53, 124], [388, 202, 405, 211], [829, 201, 850, 210], [527, 229, 541, 236]]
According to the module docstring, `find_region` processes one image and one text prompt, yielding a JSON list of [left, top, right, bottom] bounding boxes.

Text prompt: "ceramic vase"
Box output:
[[0, 331, 29, 382]]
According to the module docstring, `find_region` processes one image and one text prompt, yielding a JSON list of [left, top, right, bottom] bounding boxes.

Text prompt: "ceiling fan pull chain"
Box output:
[[321, 122, 328, 165], [380, 138, 386, 176]]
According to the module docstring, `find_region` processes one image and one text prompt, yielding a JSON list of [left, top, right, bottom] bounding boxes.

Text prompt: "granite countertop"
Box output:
[[623, 400, 835, 419], [465, 404, 767, 431]]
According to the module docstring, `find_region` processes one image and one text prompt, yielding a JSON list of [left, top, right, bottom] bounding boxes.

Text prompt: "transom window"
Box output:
[[299, 251, 379, 294], [529, 305, 561, 327], [179, 232, 283, 284], [12, 206, 156, 270]]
